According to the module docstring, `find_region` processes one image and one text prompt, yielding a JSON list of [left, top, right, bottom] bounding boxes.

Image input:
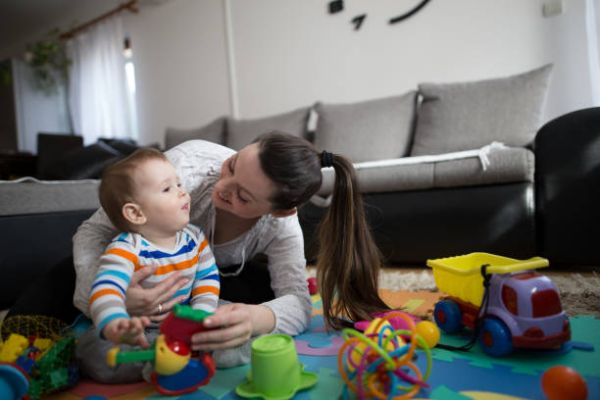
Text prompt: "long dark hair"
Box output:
[[255, 131, 389, 329]]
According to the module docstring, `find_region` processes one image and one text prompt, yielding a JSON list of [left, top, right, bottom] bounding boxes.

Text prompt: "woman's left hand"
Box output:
[[191, 303, 275, 351]]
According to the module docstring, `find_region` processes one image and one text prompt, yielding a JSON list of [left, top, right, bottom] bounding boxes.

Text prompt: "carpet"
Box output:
[[309, 267, 600, 317], [43, 282, 600, 400], [378, 268, 600, 318]]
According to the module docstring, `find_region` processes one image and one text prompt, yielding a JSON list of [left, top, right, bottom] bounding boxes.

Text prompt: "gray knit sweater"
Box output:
[[72, 140, 312, 366]]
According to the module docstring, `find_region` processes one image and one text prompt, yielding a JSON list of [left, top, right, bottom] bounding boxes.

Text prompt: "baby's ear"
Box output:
[[123, 203, 146, 226]]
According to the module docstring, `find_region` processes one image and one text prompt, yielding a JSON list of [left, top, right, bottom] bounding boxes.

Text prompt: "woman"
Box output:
[[73, 131, 388, 370]]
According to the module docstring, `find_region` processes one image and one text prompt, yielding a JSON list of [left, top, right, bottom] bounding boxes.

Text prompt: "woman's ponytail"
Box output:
[[316, 154, 389, 329], [255, 132, 388, 330]]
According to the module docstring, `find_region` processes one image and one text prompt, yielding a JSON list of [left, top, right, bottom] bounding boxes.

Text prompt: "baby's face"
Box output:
[[133, 158, 191, 235]]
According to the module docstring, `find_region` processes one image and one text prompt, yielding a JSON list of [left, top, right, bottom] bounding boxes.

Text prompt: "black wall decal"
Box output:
[[389, 0, 431, 24], [351, 14, 366, 30]]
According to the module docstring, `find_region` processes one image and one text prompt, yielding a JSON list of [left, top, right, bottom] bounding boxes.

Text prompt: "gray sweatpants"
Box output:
[[75, 326, 160, 383]]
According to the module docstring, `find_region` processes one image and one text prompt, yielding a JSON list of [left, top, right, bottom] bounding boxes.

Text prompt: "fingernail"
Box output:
[[204, 318, 212, 327]]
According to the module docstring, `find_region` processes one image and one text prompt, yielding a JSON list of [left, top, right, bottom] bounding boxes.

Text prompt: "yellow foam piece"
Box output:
[[33, 337, 53, 352], [0, 333, 29, 363]]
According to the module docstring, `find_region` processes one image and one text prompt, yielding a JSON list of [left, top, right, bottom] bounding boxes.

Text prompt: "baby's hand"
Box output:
[[102, 317, 151, 348]]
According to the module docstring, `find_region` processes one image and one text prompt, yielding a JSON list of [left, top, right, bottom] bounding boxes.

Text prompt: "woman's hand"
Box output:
[[125, 266, 190, 322], [191, 303, 275, 351]]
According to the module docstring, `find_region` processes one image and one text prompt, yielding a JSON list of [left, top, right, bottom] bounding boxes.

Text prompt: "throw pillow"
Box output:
[[313, 91, 418, 163], [411, 64, 553, 156], [99, 138, 140, 155], [226, 107, 310, 150], [165, 117, 226, 150], [51, 140, 124, 179]]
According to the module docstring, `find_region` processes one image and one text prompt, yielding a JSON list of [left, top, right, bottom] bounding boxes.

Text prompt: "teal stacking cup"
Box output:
[[236, 334, 317, 400]]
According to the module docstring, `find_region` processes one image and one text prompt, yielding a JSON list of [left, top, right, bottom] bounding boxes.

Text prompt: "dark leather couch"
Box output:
[[299, 107, 600, 268]]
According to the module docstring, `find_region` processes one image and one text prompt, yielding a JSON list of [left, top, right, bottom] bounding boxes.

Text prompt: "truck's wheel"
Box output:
[[479, 318, 513, 357], [434, 300, 462, 333]]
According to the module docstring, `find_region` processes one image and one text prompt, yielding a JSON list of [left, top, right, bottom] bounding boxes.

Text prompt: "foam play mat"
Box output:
[[44, 290, 599, 399]]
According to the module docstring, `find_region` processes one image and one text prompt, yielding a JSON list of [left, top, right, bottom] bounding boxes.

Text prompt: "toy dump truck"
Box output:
[[428, 253, 570, 357]]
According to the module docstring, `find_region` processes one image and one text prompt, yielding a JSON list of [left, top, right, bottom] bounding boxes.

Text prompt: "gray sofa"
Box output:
[[2, 65, 599, 316], [0, 179, 99, 311], [165, 64, 600, 265]]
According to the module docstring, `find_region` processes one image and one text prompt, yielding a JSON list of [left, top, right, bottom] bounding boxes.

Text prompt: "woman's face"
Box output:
[[212, 143, 277, 219]]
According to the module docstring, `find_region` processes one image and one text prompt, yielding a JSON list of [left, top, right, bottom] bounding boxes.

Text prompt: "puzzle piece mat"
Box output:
[[48, 291, 600, 399]]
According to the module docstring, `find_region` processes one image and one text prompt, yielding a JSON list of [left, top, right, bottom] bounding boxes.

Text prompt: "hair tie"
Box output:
[[321, 151, 334, 168]]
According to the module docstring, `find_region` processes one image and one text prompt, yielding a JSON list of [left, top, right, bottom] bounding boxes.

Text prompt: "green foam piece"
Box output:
[[434, 315, 600, 378], [466, 358, 494, 369], [430, 385, 472, 400], [308, 367, 344, 399], [202, 364, 249, 399], [431, 349, 459, 362]]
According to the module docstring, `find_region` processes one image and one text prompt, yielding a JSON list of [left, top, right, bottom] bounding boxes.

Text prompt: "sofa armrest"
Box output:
[[534, 107, 600, 265], [0, 210, 94, 310]]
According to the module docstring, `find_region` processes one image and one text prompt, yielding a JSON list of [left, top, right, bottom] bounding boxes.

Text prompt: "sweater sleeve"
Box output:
[[73, 208, 120, 316], [89, 237, 137, 332], [261, 216, 312, 336], [188, 227, 220, 312]]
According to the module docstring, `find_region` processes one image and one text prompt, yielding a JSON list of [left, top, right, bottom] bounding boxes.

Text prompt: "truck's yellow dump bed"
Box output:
[[426, 253, 549, 307]]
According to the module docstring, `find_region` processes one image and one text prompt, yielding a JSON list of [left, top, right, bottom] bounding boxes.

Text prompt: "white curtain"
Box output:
[[587, 0, 600, 106], [67, 16, 133, 144]]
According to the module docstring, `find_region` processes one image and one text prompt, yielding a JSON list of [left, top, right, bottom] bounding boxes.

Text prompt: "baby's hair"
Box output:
[[99, 147, 167, 232]]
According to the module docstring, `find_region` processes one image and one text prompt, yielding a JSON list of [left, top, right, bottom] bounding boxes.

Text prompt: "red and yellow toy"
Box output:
[[107, 304, 215, 396]]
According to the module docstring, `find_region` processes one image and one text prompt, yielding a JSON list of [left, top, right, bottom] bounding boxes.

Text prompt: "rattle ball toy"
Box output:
[[541, 365, 588, 400], [415, 321, 440, 348], [338, 311, 432, 399], [348, 317, 400, 372]]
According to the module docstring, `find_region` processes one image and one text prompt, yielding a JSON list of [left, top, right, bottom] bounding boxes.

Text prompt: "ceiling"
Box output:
[[1, 0, 81, 43], [0, 0, 128, 57]]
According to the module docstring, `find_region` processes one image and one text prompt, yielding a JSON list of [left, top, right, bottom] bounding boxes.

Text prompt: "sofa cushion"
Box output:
[[226, 107, 310, 150], [165, 117, 226, 150], [316, 145, 534, 197], [411, 65, 552, 156], [314, 92, 417, 163], [0, 178, 100, 216]]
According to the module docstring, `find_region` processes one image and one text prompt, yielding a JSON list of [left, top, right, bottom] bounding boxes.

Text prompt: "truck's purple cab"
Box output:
[[487, 271, 570, 349]]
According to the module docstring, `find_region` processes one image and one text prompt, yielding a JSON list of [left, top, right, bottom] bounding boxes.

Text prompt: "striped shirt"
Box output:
[[89, 225, 219, 333]]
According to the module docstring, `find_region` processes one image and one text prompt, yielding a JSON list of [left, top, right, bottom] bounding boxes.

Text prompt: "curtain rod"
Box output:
[[59, 0, 139, 40]]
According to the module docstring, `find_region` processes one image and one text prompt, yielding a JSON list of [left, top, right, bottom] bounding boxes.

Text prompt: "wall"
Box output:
[[129, 0, 593, 146], [228, 0, 590, 121], [541, 0, 596, 118], [12, 59, 71, 153], [6, 0, 597, 149], [231, 0, 547, 117], [125, 0, 231, 146]]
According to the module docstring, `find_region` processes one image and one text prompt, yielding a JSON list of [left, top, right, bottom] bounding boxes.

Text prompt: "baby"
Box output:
[[89, 147, 219, 347]]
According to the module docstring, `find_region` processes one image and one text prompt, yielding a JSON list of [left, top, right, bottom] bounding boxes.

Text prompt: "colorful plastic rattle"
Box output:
[[107, 304, 215, 396], [338, 311, 432, 400]]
